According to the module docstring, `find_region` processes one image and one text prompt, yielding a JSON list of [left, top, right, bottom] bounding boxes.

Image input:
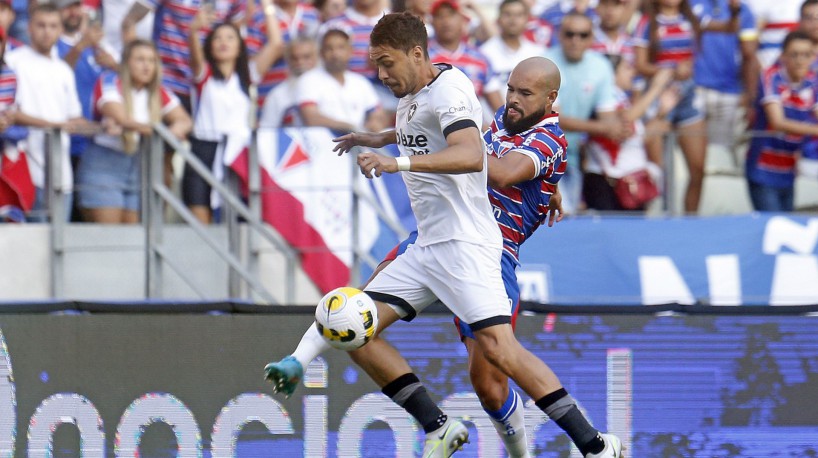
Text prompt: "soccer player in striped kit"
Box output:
[[266, 13, 623, 458]]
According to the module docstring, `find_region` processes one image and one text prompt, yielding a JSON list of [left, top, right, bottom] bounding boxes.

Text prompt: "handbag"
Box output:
[[613, 169, 659, 210]]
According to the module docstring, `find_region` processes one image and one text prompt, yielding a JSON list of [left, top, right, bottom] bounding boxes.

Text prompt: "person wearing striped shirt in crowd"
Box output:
[[745, 0, 802, 68], [245, 0, 320, 108], [633, 0, 740, 213], [120, 0, 245, 111], [0, 24, 31, 221], [428, 0, 502, 122], [746, 30, 818, 211], [320, 0, 388, 82], [592, 0, 635, 63]]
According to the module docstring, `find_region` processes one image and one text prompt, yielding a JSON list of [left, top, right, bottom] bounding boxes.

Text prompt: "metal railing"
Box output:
[[39, 125, 412, 302]]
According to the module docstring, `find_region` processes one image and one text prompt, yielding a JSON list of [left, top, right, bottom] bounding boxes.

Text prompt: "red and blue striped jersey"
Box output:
[[747, 62, 818, 188], [429, 41, 492, 97], [0, 65, 17, 108], [592, 28, 635, 63], [320, 10, 383, 81], [484, 107, 567, 263], [144, 0, 245, 97], [246, 4, 320, 105], [633, 14, 697, 66], [524, 16, 554, 48]]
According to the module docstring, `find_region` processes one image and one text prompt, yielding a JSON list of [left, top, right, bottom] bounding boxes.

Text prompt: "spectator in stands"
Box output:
[[321, 0, 390, 111], [314, 0, 347, 23], [120, 0, 246, 111], [592, 0, 634, 62], [56, 0, 118, 221], [692, 0, 758, 170], [429, 0, 502, 116], [800, 0, 818, 49], [585, 59, 678, 211], [538, 0, 598, 45], [745, 31, 818, 211], [0, 0, 21, 52], [76, 40, 191, 224], [259, 36, 319, 128], [296, 28, 387, 133], [246, 0, 319, 108], [745, 0, 802, 68], [544, 12, 627, 213], [182, 9, 275, 224], [321, 0, 388, 82], [480, 0, 545, 112], [6, 3, 89, 222], [0, 25, 31, 222], [634, 0, 741, 213]]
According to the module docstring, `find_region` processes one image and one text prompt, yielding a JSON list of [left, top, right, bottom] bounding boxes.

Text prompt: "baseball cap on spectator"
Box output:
[[430, 0, 462, 15]]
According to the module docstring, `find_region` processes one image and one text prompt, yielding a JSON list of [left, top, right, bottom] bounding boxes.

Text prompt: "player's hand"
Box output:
[[356, 151, 396, 178], [546, 186, 564, 226], [333, 132, 384, 155]]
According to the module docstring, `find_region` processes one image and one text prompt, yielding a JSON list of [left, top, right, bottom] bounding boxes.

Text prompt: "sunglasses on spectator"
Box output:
[[563, 30, 592, 39]]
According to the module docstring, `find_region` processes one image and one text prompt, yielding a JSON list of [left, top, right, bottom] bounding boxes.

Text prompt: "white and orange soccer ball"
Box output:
[[315, 287, 379, 351]]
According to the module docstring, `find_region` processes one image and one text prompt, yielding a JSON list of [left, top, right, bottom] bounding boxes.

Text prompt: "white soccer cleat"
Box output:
[[422, 418, 470, 458], [585, 433, 623, 458]]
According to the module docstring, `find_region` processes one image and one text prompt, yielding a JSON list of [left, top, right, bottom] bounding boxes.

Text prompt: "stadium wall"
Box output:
[[0, 306, 816, 457]]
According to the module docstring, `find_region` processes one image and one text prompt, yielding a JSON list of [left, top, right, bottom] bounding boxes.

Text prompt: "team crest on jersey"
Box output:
[[408, 102, 418, 122]]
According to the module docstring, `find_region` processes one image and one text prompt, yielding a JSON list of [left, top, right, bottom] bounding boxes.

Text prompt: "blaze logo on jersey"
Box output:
[[397, 129, 428, 148], [408, 102, 418, 122]]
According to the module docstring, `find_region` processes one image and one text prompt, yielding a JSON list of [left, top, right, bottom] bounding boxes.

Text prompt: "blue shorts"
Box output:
[[666, 79, 704, 127], [382, 231, 521, 340], [75, 142, 141, 211]]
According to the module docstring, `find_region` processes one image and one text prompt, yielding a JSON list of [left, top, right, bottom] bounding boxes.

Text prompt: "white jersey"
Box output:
[[395, 63, 501, 249]]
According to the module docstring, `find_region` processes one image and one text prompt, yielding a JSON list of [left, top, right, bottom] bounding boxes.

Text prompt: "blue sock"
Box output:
[[485, 388, 518, 422]]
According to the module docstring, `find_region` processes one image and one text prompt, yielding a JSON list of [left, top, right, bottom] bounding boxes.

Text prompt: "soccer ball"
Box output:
[[315, 287, 379, 351]]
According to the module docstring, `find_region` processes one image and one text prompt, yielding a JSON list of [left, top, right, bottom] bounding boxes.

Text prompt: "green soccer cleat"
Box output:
[[422, 418, 469, 458], [263, 356, 304, 398]]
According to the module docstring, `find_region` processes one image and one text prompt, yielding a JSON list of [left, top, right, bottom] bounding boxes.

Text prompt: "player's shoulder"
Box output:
[[523, 119, 565, 150], [428, 64, 477, 98]]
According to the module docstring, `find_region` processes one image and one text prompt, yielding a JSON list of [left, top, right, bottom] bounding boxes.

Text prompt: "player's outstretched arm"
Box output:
[[333, 130, 397, 155]]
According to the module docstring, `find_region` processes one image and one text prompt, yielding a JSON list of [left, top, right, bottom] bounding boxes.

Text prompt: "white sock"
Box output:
[[291, 322, 332, 368], [486, 390, 530, 458]]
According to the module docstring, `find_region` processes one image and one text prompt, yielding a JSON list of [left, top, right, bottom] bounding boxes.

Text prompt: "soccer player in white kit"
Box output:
[[267, 13, 623, 458]]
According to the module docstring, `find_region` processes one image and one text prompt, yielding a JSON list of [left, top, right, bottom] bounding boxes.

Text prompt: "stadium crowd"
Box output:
[[0, 0, 816, 222]]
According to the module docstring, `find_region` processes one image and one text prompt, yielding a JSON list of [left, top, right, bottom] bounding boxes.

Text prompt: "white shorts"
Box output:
[[365, 239, 512, 330]]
